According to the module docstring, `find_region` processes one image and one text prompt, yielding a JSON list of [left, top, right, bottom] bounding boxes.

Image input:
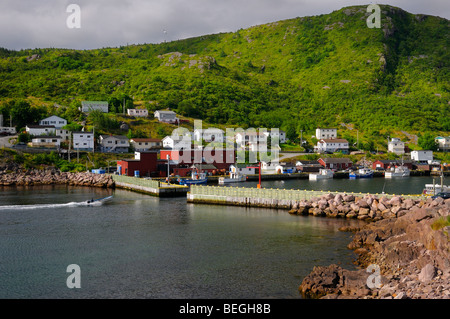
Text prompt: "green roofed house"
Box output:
[[81, 101, 109, 113]]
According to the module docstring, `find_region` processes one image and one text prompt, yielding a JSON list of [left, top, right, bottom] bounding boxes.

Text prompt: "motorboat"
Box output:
[[218, 167, 246, 184], [385, 165, 410, 178], [309, 169, 334, 180], [349, 168, 374, 179], [86, 195, 113, 205], [178, 171, 208, 186]]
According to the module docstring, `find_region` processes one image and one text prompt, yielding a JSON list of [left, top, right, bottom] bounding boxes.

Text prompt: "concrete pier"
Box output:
[[111, 174, 188, 197]]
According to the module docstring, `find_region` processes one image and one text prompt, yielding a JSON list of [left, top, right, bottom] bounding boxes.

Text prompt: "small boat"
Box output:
[[422, 184, 449, 196], [385, 166, 410, 178], [218, 167, 247, 184], [86, 195, 113, 204], [309, 169, 334, 180], [349, 168, 374, 179], [178, 171, 208, 186]]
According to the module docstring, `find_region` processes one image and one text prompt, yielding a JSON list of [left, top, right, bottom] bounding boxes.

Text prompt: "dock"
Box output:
[[111, 174, 188, 197], [187, 185, 425, 209]]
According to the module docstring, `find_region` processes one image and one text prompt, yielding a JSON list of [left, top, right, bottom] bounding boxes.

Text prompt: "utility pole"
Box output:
[[68, 132, 71, 163], [166, 154, 170, 184]]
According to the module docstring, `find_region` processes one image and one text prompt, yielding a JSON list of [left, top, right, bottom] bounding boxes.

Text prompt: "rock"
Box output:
[[418, 264, 436, 282]]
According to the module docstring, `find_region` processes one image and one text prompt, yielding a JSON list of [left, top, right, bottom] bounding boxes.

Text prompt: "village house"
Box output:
[[228, 164, 258, 175], [263, 129, 287, 144], [275, 162, 297, 174], [127, 109, 149, 117], [154, 110, 178, 124], [315, 128, 337, 140], [193, 128, 225, 143], [99, 135, 130, 153], [39, 115, 67, 129], [388, 138, 405, 155], [318, 158, 353, 170], [26, 125, 56, 136], [435, 136, 450, 152], [235, 131, 267, 149], [160, 149, 235, 171], [117, 151, 158, 177], [29, 135, 62, 148], [315, 139, 349, 154], [130, 138, 161, 152], [411, 150, 434, 163], [73, 131, 94, 151], [296, 160, 322, 173], [81, 101, 109, 113], [162, 135, 191, 150], [372, 160, 414, 171]]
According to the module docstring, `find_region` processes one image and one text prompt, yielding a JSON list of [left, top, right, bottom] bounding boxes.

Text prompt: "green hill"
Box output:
[[0, 4, 448, 148]]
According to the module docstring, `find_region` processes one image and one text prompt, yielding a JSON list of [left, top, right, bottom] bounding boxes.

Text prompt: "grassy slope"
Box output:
[[0, 5, 448, 150]]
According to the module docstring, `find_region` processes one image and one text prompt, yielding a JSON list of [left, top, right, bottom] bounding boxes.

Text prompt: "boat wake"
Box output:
[[0, 200, 104, 211]]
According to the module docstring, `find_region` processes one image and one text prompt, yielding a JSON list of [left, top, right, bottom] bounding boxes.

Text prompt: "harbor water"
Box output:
[[0, 176, 436, 298]]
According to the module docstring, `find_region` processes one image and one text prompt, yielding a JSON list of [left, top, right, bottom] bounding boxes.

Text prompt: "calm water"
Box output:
[[0, 176, 436, 299], [0, 185, 367, 299]]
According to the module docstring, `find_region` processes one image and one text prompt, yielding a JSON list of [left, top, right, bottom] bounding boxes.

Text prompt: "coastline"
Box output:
[[0, 169, 114, 188], [299, 196, 450, 299]]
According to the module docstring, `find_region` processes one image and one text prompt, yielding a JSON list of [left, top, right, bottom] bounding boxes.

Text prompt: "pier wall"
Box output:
[[111, 174, 188, 197]]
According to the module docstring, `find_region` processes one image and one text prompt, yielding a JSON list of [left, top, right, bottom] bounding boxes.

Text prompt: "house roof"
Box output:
[[32, 135, 62, 139], [297, 160, 321, 165], [100, 135, 128, 140], [27, 125, 55, 129], [130, 138, 161, 143], [82, 101, 108, 105], [155, 110, 176, 115], [320, 157, 353, 163], [320, 139, 348, 143], [40, 115, 66, 121]]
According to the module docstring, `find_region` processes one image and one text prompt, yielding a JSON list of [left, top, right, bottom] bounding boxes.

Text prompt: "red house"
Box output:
[[372, 160, 414, 170], [318, 157, 353, 170], [160, 149, 235, 170], [117, 151, 158, 177]]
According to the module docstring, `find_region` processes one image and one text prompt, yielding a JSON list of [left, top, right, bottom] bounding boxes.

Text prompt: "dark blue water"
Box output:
[[0, 185, 365, 299]]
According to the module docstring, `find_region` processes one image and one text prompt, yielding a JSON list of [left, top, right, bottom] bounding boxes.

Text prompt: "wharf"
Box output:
[[111, 174, 188, 197]]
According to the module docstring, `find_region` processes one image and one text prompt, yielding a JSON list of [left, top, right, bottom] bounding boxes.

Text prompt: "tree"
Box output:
[[418, 132, 438, 151], [10, 100, 44, 130]]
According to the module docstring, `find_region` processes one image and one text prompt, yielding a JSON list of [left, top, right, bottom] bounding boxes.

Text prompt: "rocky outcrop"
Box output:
[[0, 169, 115, 188], [299, 199, 450, 299]]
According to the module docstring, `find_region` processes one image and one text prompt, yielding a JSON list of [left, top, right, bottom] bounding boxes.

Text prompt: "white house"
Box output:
[[39, 115, 67, 129], [263, 129, 287, 144], [235, 131, 267, 148], [127, 109, 149, 117], [55, 129, 71, 142], [275, 162, 297, 174], [315, 139, 349, 153], [81, 101, 108, 113], [130, 138, 161, 152], [73, 131, 94, 151], [316, 128, 337, 140], [411, 150, 433, 163], [162, 136, 191, 149], [260, 161, 279, 173], [388, 138, 405, 155], [30, 135, 62, 148], [26, 125, 56, 136], [229, 164, 257, 175], [99, 135, 130, 153], [193, 128, 225, 143], [154, 110, 177, 123], [435, 136, 450, 152]]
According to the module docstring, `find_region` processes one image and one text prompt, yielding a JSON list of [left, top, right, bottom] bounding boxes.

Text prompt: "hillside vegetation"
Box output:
[[0, 5, 448, 149]]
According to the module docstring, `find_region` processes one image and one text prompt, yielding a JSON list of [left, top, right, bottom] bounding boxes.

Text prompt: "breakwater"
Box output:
[[0, 169, 114, 188], [111, 174, 188, 197], [187, 185, 424, 221]]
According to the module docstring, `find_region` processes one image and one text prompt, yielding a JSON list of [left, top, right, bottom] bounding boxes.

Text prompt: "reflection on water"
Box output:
[[0, 185, 365, 299]]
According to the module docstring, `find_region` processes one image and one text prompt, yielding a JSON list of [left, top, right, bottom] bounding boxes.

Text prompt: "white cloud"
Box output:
[[0, 0, 448, 50]]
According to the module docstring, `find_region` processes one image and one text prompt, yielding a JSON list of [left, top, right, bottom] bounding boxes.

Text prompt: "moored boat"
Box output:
[[309, 169, 334, 180], [218, 167, 246, 184], [349, 168, 374, 179]]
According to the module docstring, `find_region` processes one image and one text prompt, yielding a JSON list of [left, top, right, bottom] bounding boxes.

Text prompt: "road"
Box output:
[[0, 135, 16, 148]]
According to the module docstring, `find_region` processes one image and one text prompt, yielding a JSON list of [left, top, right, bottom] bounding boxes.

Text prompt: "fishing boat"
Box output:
[[177, 171, 208, 186], [349, 168, 374, 179], [86, 195, 113, 204], [385, 157, 410, 178], [309, 169, 334, 180], [422, 172, 448, 195], [218, 167, 246, 184]]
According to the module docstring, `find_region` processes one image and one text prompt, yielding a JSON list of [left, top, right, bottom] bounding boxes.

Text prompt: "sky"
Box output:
[[0, 0, 448, 50]]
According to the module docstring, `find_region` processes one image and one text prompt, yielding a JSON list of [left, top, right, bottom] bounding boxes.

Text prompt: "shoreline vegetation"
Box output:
[[0, 167, 448, 299]]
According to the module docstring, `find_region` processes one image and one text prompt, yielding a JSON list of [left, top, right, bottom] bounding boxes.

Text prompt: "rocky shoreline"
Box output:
[[297, 194, 450, 299], [0, 168, 115, 188]]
